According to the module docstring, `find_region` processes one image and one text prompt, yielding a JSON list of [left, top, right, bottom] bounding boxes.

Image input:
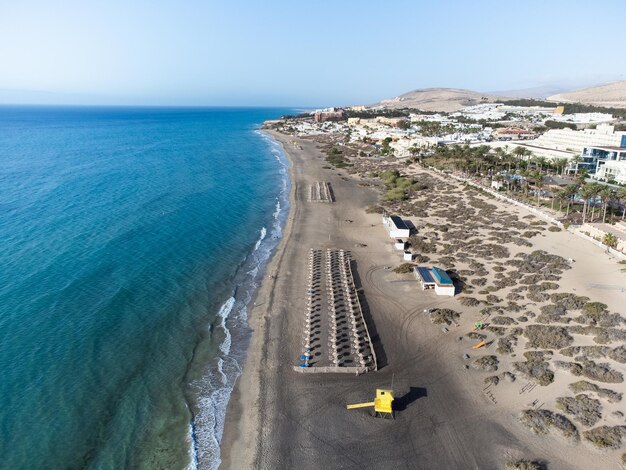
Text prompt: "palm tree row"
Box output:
[[554, 182, 626, 223], [428, 144, 571, 178], [425, 144, 626, 223]]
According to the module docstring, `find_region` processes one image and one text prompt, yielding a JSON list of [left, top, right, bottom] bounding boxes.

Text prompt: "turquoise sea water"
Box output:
[[0, 106, 290, 469]]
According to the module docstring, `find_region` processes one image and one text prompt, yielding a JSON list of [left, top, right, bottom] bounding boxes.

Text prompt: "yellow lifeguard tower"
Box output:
[[346, 389, 394, 418]]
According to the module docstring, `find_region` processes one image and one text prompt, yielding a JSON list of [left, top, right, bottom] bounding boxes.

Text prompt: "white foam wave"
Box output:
[[184, 422, 199, 470], [217, 297, 234, 356], [254, 227, 266, 251], [273, 200, 281, 220], [189, 129, 291, 469]]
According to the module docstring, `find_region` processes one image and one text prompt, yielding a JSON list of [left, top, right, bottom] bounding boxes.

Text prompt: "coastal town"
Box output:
[[221, 96, 626, 470], [269, 101, 626, 253]]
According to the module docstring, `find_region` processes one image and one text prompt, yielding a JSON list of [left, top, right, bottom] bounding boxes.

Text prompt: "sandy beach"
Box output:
[[219, 130, 626, 469]]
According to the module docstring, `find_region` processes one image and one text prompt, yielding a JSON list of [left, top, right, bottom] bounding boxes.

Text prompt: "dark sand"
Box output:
[[219, 132, 609, 469]]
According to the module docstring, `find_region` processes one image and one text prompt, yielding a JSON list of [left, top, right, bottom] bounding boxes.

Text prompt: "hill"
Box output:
[[375, 87, 504, 112], [488, 85, 566, 99], [548, 81, 626, 109]]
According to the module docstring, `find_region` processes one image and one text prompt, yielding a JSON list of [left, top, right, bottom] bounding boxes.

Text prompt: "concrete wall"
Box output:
[[435, 284, 455, 297]]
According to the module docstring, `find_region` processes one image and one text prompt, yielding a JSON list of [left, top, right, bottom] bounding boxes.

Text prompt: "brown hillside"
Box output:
[[548, 81, 626, 109]]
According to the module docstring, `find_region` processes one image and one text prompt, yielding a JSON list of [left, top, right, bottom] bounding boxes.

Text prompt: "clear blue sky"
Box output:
[[1, 0, 624, 106]]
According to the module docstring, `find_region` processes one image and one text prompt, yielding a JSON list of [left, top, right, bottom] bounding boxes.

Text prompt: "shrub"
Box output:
[[556, 394, 602, 426], [609, 346, 626, 363], [365, 204, 384, 214], [514, 358, 554, 386], [583, 302, 608, 316], [467, 332, 486, 340], [499, 371, 516, 382], [536, 313, 571, 324], [518, 409, 579, 441], [430, 308, 460, 326], [579, 360, 623, 384], [384, 187, 407, 202], [459, 296, 480, 307], [568, 381, 622, 403], [497, 335, 518, 354], [487, 326, 506, 336], [583, 426, 626, 449], [524, 325, 573, 349], [505, 459, 546, 470], [539, 304, 567, 317], [472, 355, 499, 372], [549, 293, 589, 310], [491, 316, 517, 325], [393, 263, 414, 274], [484, 375, 499, 386]]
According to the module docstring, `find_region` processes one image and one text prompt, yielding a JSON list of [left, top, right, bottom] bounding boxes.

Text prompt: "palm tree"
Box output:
[[570, 155, 582, 175], [535, 156, 548, 173], [512, 146, 531, 164], [618, 187, 626, 220], [552, 187, 561, 211], [576, 168, 589, 186], [580, 184, 594, 224], [599, 187, 614, 223], [533, 171, 544, 205], [603, 232, 618, 249], [588, 182, 603, 222], [551, 157, 569, 176], [562, 184, 578, 216]]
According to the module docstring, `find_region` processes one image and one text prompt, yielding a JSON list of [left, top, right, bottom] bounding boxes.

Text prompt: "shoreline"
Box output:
[[219, 129, 625, 469], [218, 130, 297, 469]]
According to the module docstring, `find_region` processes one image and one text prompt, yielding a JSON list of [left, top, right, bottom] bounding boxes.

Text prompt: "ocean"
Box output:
[[0, 106, 291, 469]]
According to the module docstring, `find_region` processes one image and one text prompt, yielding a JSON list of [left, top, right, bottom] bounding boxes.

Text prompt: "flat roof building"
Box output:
[[414, 266, 455, 296], [580, 145, 626, 176], [493, 128, 536, 141], [534, 124, 626, 154], [593, 159, 626, 185], [383, 215, 411, 239]]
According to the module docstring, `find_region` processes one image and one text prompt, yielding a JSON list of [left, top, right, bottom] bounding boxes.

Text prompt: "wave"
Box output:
[[188, 130, 291, 469], [254, 227, 266, 252], [217, 297, 235, 356]]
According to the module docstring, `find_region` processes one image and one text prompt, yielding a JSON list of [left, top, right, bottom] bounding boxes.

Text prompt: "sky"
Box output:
[[0, 0, 625, 107]]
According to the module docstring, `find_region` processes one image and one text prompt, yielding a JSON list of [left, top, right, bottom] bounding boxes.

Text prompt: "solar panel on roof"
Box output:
[[389, 215, 409, 230], [416, 266, 435, 283]]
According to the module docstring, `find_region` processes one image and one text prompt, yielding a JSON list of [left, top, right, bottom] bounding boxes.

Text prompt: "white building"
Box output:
[[479, 123, 626, 163], [383, 215, 411, 238], [414, 266, 455, 296], [534, 124, 626, 154], [593, 160, 626, 184], [549, 113, 614, 124]]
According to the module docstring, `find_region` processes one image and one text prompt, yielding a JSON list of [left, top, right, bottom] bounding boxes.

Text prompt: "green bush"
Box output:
[[583, 426, 626, 449], [556, 394, 602, 426], [524, 325, 573, 349], [518, 409, 579, 440], [505, 460, 546, 470], [393, 263, 414, 274]]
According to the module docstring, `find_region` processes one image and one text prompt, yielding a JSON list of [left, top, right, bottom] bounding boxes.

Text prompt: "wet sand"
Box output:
[[219, 131, 621, 469]]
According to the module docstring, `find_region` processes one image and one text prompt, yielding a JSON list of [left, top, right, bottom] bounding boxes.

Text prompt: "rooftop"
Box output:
[[389, 215, 409, 230], [431, 266, 453, 285], [583, 145, 626, 151], [543, 175, 577, 186], [415, 266, 453, 286]]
